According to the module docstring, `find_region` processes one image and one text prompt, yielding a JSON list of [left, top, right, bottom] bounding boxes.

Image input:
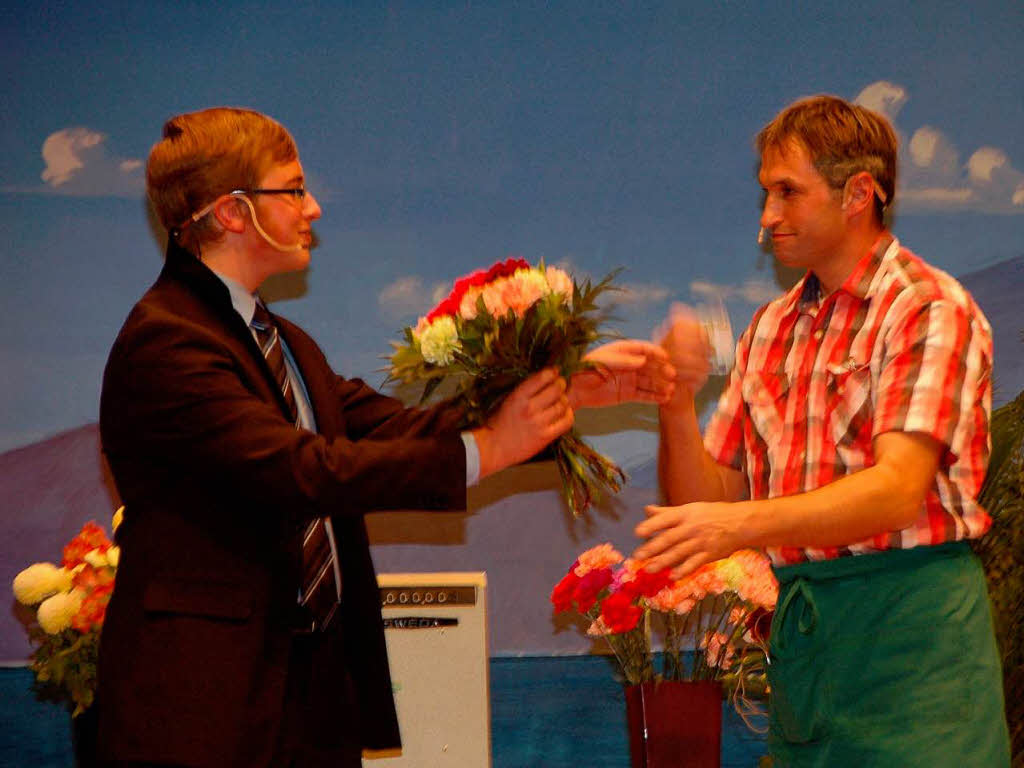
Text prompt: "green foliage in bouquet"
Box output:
[[972, 386, 1024, 765], [388, 258, 627, 516], [25, 625, 100, 715]]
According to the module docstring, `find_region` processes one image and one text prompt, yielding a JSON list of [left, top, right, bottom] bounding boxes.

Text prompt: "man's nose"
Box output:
[[304, 191, 322, 221], [760, 195, 781, 231]]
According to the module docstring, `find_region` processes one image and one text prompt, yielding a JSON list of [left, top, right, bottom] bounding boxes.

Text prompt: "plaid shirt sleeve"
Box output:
[[874, 296, 992, 460]]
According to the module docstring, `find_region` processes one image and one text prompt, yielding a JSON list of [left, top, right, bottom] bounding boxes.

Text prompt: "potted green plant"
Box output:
[[972, 387, 1024, 766]]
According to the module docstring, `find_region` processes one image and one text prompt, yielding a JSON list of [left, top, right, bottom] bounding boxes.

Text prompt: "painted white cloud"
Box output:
[[378, 275, 448, 320], [614, 282, 671, 307], [855, 81, 908, 121], [855, 81, 1023, 214], [691, 278, 779, 306], [39, 127, 143, 197]]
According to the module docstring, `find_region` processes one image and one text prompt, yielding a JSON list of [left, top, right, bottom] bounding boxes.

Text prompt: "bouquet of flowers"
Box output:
[[387, 257, 625, 517], [551, 543, 777, 713], [12, 508, 122, 716]]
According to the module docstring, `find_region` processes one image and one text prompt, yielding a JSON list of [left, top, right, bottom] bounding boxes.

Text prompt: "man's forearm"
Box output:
[[658, 397, 741, 504], [739, 442, 933, 550]]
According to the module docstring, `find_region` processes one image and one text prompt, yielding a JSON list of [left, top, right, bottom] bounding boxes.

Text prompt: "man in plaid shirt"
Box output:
[[636, 95, 1010, 766]]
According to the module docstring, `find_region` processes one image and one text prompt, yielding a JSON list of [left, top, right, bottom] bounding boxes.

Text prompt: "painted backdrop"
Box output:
[[2, 0, 1022, 660]]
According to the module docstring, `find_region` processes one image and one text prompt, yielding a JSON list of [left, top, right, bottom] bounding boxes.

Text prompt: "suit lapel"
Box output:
[[163, 241, 300, 423]]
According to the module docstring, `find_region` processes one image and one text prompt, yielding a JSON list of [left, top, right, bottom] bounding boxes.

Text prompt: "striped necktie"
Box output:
[[251, 301, 340, 631], [250, 302, 298, 426]]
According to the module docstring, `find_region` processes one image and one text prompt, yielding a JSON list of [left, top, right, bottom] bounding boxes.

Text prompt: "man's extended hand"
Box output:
[[568, 340, 676, 409], [655, 305, 713, 403], [633, 500, 752, 578], [472, 368, 574, 480]]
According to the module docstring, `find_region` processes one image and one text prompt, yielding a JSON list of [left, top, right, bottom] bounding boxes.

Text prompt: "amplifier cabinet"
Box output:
[[363, 572, 490, 768]]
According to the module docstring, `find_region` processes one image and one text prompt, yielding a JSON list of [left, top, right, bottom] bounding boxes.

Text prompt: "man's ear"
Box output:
[[211, 195, 248, 234], [841, 172, 876, 216]]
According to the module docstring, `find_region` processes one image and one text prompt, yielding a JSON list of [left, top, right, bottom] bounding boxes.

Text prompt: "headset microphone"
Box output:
[[235, 194, 306, 253], [757, 227, 765, 245]]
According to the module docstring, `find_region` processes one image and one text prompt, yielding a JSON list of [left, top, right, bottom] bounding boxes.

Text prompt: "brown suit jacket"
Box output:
[[96, 241, 467, 767]]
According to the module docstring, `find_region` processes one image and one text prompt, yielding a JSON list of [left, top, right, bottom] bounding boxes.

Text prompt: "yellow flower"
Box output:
[[83, 548, 109, 569], [106, 546, 120, 568], [37, 589, 83, 634], [112, 505, 124, 533], [12, 563, 67, 605]]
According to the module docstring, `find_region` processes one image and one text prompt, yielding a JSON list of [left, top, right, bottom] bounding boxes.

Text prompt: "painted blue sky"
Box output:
[[2, 0, 1023, 455]]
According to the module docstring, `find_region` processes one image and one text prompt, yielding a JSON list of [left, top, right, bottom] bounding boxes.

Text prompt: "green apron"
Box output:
[[768, 541, 1010, 767]]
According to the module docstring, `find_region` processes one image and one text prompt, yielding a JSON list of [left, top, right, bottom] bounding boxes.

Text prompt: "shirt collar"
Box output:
[[210, 270, 258, 326], [782, 231, 896, 316]]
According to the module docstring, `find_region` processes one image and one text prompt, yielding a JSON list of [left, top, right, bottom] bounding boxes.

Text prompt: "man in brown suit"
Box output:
[[96, 107, 674, 768]]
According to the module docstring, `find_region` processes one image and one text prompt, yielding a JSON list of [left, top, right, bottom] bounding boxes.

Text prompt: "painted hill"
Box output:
[[958, 255, 1024, 407]]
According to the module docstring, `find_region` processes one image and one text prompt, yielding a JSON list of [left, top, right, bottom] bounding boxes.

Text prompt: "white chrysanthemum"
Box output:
[[419, 316, 460, 365], [12, 563, 67, 606], [112, 506, 124, 533], [37, 590, 83, 634]]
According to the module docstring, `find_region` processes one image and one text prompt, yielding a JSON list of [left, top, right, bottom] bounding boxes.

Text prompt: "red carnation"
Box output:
[[573, 568, 613, 612], [628, 567, 673, 598], [600, 590, 643, 633], [485, 257, 529, 282], [550, 570, 582, 614], [424, 257, 531, 322]]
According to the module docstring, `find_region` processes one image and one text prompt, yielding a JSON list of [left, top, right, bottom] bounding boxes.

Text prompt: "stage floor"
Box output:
[[1, 655, 768, 766]]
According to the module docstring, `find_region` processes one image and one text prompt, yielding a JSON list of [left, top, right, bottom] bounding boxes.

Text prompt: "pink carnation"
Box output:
[[704, 631, 736, 668], [545, 266, 573, 301], [574, 544, 624, 577]]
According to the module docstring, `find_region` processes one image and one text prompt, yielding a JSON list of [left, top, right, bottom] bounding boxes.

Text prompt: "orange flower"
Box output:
[[71, 583, 112, 633], [62, 522, 112, 568]]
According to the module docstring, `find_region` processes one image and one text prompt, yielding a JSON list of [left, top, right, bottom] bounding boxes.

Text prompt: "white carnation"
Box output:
[[419, 316, 460, 366], [37, 590, 83, 634], [12, 563, 66, 605]]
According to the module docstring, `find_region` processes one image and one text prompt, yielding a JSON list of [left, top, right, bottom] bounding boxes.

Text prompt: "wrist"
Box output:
[[470, 426, 498, 480], [660, 388, 696, 415]]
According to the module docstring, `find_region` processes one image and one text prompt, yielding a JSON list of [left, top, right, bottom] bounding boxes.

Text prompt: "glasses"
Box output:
[[180, 188, 308, 229], [243, 187, 307, 201]]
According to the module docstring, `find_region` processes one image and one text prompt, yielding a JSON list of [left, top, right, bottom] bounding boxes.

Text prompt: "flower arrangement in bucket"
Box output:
[[387, 257, 626, 516], [551, 543, 778, 767], [12, 508, 122, 716]]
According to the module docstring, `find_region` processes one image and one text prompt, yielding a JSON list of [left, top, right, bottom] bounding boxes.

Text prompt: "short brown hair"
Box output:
[[756, 95, 897, 221], [146, 108, 297, 252]]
